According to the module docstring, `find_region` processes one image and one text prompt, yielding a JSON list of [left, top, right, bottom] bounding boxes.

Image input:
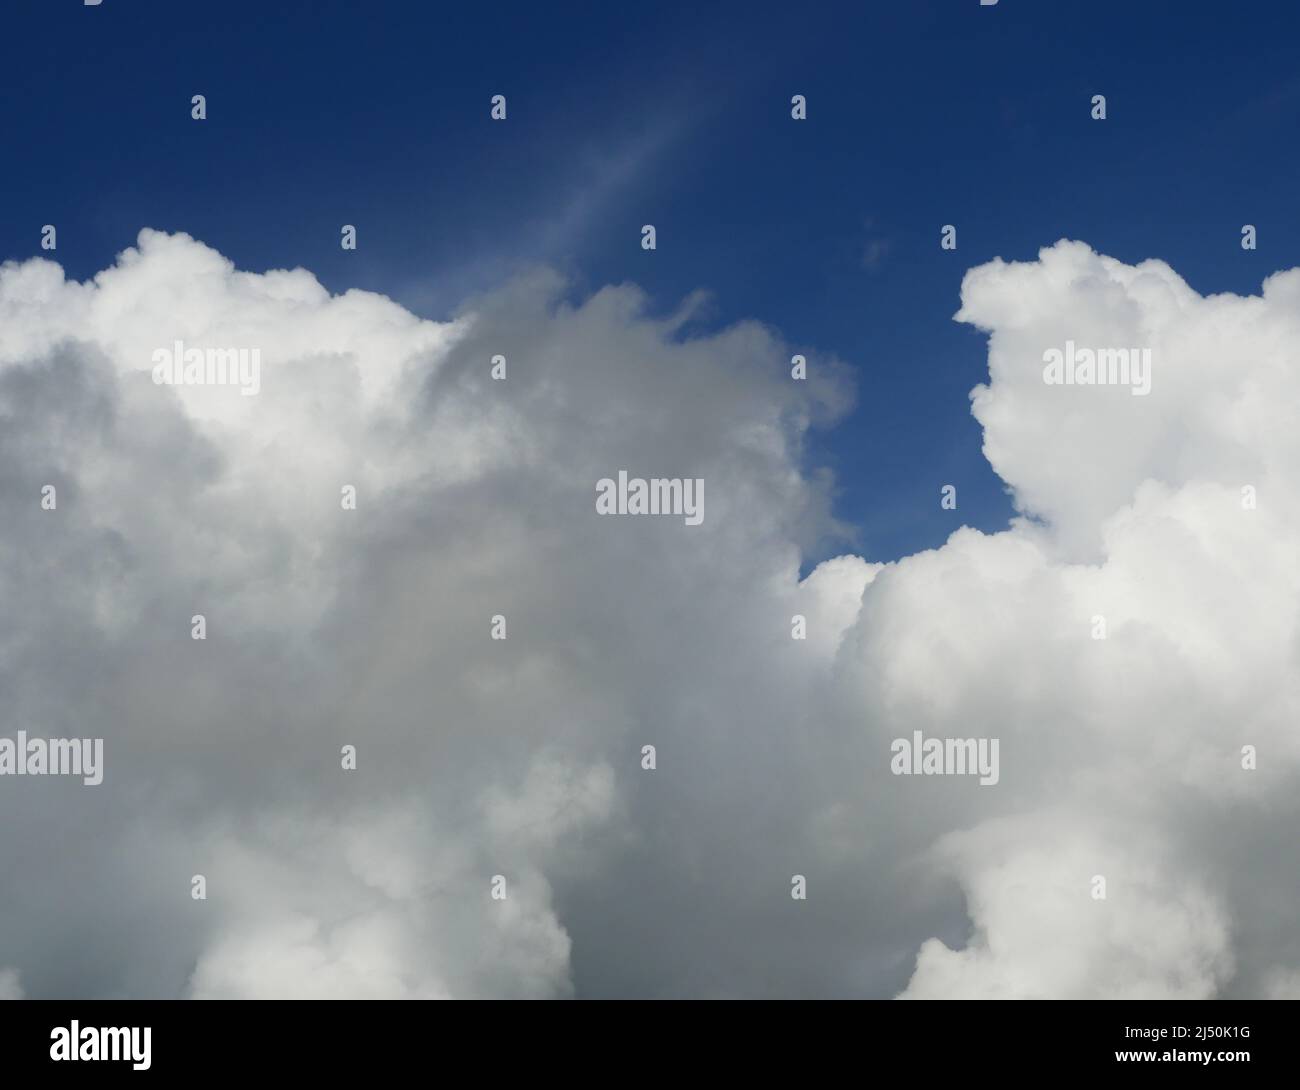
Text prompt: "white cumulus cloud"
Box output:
[[0, 232, 1295, 998]]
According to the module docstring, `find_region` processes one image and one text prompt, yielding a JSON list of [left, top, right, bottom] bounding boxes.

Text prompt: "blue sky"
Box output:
[[2, 0, 1294, 562]]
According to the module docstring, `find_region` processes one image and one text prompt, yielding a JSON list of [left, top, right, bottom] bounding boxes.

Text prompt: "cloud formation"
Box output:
[[0, 232, 1295, 998]]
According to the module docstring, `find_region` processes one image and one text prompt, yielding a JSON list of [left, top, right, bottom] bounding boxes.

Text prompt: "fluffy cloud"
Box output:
[[0, 232, 1295, 998], [880, 243, 1300, 997]]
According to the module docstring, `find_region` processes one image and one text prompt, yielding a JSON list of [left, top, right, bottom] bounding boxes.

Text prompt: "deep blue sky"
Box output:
[[2, 0, 1295, 564]]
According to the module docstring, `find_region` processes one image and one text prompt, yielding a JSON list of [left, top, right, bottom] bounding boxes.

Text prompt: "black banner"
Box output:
[[0, 1000, 1288, 1078]]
